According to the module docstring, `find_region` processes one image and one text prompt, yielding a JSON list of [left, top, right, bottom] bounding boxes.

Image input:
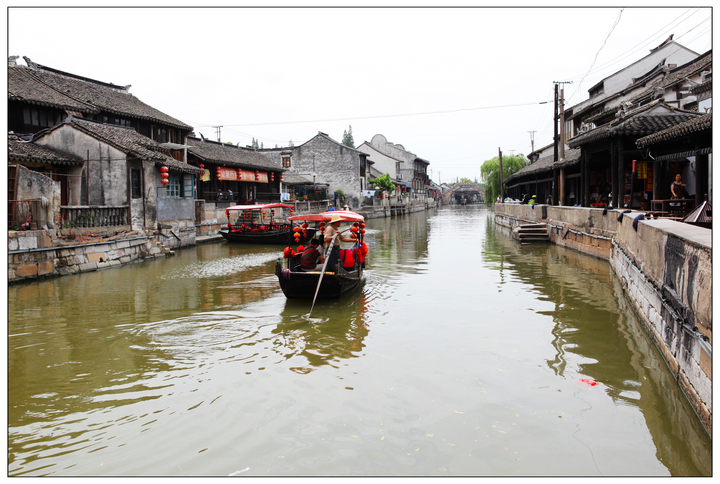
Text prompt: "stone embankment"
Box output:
[[494, 203, 712, 435], [8, 230, 174, 282]]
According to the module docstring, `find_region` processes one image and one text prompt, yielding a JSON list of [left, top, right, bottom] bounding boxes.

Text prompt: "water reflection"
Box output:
[[483, 217, 711, 476], [7, 206, 711, 476], [272, 290, 370, 373]]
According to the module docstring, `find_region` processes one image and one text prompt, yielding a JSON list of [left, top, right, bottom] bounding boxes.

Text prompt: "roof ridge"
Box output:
[[24, 56, 129, 91]]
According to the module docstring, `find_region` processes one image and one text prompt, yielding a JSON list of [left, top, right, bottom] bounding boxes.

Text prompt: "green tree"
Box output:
[[480, 154, 526, 205], [369, 173, 395, 193], [460, 177, 474, 184], [342, 125, 355, 148]]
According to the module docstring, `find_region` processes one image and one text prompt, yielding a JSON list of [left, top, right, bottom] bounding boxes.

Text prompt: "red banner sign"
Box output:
[[216, 167, 268, 183]]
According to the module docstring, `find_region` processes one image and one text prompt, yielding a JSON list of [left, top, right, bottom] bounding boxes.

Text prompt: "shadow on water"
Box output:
[[484, 213, 711, 476]]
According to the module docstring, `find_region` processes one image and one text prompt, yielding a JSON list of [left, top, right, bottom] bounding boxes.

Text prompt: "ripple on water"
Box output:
[[161, 252, 279, 279]]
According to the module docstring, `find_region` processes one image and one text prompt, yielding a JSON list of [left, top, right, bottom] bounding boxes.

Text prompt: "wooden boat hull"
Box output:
[[220, 227, 317, 244], [275, 259, 363, 299], [220, 228, 294, 244]]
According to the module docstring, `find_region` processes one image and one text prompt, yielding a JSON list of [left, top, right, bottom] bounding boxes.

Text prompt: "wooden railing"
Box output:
[[60, 205, 129, 229]]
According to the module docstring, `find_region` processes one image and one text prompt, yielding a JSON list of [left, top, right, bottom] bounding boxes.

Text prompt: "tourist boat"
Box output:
[[275, 210, 369, 299], [219, 203, 311, 244]]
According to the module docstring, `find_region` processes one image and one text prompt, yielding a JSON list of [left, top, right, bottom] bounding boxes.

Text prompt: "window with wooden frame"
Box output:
[[167, 172, 181, 197], [131, 169, 142, 198]]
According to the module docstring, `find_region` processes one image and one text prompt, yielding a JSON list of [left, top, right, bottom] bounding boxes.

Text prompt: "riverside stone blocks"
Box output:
[[37, 260, 54, 276], [16, 264, 38, 277], [18, 236, 38, 250], [86, 252, 106, 263]]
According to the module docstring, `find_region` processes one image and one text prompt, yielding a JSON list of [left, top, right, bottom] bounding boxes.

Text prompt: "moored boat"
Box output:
[[219, 203, 315, 244], [275, 211, 369, 299]]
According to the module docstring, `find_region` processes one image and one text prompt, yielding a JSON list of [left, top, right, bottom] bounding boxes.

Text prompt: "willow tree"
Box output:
[[480, 154, 526, 205]]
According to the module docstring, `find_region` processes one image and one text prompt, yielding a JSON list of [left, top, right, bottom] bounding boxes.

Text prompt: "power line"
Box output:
[[566, 10, 710, 99], [190, 100, 551, 129], [568, 8, 624, 102], [562, 8, 697, 83]]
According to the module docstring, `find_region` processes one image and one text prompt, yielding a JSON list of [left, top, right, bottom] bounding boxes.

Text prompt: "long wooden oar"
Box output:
[[308, 232, 339, 317]]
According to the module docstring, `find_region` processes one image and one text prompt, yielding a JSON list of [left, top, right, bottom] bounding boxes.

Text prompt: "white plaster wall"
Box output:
[[36, 125, 128, 206], [356, 142, 401, 178]]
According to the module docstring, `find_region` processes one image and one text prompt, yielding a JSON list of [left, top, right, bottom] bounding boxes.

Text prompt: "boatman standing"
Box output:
[[324, 213, 355, 270]]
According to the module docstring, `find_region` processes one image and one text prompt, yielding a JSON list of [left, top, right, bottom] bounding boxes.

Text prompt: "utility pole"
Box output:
[[552, 81, 572, 205], [213, 126, 223, 143], [498, 147, 504, 202], [528, 130, 536, 154]]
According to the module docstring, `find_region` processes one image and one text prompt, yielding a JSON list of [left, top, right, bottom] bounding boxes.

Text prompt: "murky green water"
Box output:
[[7, 206, 711, 476]]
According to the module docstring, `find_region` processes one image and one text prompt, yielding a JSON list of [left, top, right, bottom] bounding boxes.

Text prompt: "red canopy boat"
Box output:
[[275, 211, 369, 299], [219, 203, 311, 244]]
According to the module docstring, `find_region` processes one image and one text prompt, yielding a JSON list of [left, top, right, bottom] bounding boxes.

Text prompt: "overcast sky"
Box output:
[[7, 5, 713, 184]]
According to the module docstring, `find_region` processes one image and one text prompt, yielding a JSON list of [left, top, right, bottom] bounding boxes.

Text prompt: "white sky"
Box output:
[[6, 5, 713, 184]]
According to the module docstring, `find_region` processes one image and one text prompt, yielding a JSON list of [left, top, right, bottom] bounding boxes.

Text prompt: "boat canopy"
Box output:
[[226, 203, 294, 212], [288, 210, 364, 223]]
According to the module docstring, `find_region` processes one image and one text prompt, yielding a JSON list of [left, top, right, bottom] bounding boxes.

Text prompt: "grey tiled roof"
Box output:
[[35, 118, 203, 174], [505, 148, 581, 182], [636, 113, 712, 147], [8, 136, 84, 165], [9, 66, 98, 113], [9, 61, 192, 130], [568, 102, 700, 148], [187, 137, 282, 171], [628, 51, 713, 106]]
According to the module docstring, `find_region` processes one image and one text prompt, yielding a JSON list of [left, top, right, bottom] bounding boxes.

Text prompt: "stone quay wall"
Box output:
[[494, 203, 712, 435], [8, 230, 172, 283]]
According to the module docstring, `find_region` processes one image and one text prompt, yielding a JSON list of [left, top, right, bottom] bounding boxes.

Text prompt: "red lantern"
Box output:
[[160, 166, 169, 173], [360, 223, 366, 229], [296, 245, 305, 253], [290, 209, 294, 215], [161, 172, 169, 179], [270, 172, 275, 182], [280, 174, 284, 182], [161, 179, 169, 185], [199, 164, 204, 169], [293, 226, 302, 233], [255, 170, 260, 181]]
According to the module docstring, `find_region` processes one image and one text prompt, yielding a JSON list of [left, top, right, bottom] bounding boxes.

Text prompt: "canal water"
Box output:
[[7, 206, 711, 476]]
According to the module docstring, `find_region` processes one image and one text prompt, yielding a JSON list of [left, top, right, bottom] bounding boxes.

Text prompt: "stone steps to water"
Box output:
[[513, 223, 550, 244]]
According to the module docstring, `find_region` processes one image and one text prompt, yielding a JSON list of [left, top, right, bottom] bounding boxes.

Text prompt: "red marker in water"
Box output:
[[580, 378, 597, 386]]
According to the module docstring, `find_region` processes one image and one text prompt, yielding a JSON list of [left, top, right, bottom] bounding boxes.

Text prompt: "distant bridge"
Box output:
[[442, 183, 485, 204]]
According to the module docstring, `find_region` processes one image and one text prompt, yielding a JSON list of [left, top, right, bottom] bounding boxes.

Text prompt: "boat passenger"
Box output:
[[301, 238, 326, 271], [324, 214, 355, 270]]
